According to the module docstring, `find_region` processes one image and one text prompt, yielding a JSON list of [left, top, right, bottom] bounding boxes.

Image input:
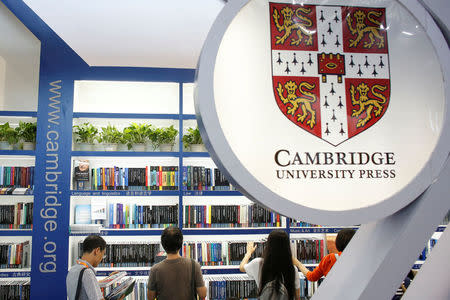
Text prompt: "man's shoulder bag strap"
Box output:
[[75, 267, 87, 300]]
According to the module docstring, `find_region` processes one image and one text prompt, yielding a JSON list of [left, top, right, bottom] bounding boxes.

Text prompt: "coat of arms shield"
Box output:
[[270, 3, 391, 146]]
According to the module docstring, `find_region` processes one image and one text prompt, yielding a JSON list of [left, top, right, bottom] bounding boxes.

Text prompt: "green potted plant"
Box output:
[[73, 122, 98, 151], [146, 125, 159, 151], [16, 121, 37, 150], [157, 125, 178, 152], [117, 129, 131, 151], [0, 122, 18, 150], [123, 123, 150, 151], [98, 125, 121, 151], [182, 126, 204, 152]]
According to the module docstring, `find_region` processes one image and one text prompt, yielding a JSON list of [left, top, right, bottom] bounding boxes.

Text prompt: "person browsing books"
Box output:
[[239, 230, 301, 300], [292, 228, 356, 282], [66, 235, 125, 300], [147, 226, 207, 300]]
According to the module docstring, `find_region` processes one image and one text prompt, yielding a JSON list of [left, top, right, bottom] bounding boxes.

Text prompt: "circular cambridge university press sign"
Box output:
[[195, 0, 449, 225]]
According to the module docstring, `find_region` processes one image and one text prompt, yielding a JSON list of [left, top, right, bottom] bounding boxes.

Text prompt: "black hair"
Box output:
[[259, 230, 296, 300], [82, 235, 106, 253], [335, 228, 356, 252], [161, 226, 183, 254]]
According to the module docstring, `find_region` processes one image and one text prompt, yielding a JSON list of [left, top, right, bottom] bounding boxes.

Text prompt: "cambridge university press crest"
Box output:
[[270, 3, 391, 146]]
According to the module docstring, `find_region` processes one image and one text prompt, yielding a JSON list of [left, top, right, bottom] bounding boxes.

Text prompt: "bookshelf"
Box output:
[[0, 114, 36, 282]]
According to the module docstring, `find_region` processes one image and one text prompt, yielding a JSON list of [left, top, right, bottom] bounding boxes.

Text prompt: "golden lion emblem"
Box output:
[[273, 6, 313, 46], [277, 81, 317, 128], [350, 83, 387, 128], [346, 10, 385, 48]]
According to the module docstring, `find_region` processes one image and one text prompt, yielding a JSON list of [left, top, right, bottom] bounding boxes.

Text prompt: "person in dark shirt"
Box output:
[[147, 226, 207, 300]]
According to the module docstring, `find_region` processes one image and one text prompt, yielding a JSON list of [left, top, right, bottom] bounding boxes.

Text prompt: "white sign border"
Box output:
[[195, 0, 449, 225]]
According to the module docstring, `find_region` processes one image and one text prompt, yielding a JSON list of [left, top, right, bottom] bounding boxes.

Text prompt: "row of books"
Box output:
[[74, 202, 178, 228], [183, 204, 283, 228], [74, 164, 238, 191], [0, 187, 32, 195], [0, 203, 33, 229], [182, 242, 265, 266], [73, 163, 180, 191], [108, 279, 147, 300], [0, 167, 35, 189], [299, 278, 322, 298], [208, 279, 257, 299], [206, 277, 321, 300], [98, 272, 136, 300], [75, 239, 324, 268], [0, 241, 30, 269], [78, 242, 161, 267], [182, 166, 235, 191], [0, 280, 30, 300], [290, 220, 320, 227], [291, 239, 325, 264]]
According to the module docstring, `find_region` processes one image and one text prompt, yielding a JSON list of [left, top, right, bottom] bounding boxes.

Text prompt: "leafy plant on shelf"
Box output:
[[0, 122, 19, 145], [119, 129, 132, 150], [146, 125, 159, 148], [16, 121, 37, 143], [73, 122, 98, 144], [98, 124, 122, 144], [182, 126, 203, 149], [123, 123, 151, 144], [156, 125, 178, 146]]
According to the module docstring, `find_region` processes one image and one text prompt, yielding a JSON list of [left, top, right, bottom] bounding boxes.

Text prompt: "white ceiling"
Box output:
[[22, 0, 447, 70], [23, 0, 225, 69]]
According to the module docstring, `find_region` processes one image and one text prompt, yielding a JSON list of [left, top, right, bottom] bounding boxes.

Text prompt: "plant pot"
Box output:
[[160, 144, 173, 152], [93, 143, 104, 151], [118, 143, 129, 151], [78, 143, 94, 151], [0, 141, 12, 150], [103, 143, 118, 151], [22, 142, 35, 150], [133, 143, 146, 152], [190, 144, 206, 152], [145, 142, 154, 152]]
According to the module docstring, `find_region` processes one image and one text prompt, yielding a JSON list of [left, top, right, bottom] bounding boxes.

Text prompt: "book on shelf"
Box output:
[[91, 198, 107, 224], [0, 187, 32, 195], [0, 166, 35, 191], [207, 278, 258, 299], [0, 240, 30, 268], [73, 160, 90, 190], [182, 166, 236, 191], [291, 239, 325, 264], [182, 241, 265, 266], [77, 242, 161, 267], [98, 271, 127, 288], [0, 203, 33, 229], [183, 204, 283, 228], [290, 219, 320, 228], [102, 279, 147, 300], [74, 205, 92, 224], [104, 277, 135, 300], [73, 165, 179, 191], [0, 280, 30, 298], [74, 201, 178, 229]]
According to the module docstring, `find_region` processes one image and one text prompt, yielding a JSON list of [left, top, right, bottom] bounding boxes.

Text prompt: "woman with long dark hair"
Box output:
[[239, 230, 300, 299]]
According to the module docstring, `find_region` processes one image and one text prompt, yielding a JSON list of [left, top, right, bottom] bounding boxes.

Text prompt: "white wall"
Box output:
[[0, 2, 40, 111]]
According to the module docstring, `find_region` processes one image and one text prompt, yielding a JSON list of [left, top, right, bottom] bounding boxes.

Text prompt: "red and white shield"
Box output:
[[270, 3, 390, 146]]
